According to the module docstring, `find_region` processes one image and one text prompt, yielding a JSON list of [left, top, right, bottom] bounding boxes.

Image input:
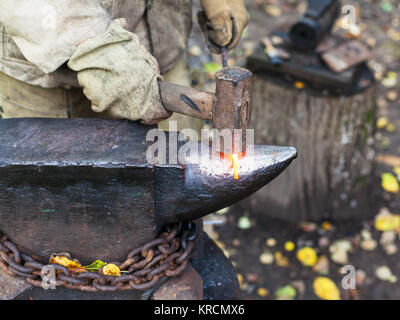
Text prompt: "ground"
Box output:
[[188, 0, 400, 300]]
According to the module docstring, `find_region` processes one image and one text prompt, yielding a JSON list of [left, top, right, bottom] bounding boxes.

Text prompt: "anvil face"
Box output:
[[0, 118, 296, 263]]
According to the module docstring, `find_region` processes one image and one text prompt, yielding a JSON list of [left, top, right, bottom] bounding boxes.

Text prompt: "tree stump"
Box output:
[[237, 74, 377, 222]]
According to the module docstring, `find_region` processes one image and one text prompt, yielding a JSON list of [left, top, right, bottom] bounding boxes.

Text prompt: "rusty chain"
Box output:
[[0, 221, 199, 292]]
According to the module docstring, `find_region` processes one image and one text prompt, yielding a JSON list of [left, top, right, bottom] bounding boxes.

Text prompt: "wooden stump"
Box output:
[[237, 75, 378, 222]]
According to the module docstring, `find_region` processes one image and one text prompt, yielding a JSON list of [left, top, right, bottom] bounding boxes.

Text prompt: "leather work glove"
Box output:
[[68, 19, 171, 125], [198, 0, 249, 54]]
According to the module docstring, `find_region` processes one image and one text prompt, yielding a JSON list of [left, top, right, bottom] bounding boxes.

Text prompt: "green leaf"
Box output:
[[203, 62, 223, 75], [85, 260, 107, 272], [275, 285, 297, 299], [237, 216, 252, 230], [42, 209, 54, 213]]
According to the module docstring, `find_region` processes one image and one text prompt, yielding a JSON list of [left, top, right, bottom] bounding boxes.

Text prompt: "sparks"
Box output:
[[220, 152, 244, 180], [232, 153, 239, 180]]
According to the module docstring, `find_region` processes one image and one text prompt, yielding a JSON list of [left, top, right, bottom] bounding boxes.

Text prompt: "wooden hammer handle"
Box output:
[[158, 81, 214, 120]]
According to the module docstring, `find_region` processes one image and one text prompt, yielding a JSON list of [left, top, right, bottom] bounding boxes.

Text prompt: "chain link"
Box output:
[[0, 221, 199, 292]]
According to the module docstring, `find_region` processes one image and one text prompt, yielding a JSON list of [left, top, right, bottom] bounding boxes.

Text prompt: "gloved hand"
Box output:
[[198, 0, 249, 54], [67, 19, 171, 125]]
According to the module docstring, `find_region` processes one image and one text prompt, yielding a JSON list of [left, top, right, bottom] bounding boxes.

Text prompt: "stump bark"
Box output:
[[237, 75, 377, 222]]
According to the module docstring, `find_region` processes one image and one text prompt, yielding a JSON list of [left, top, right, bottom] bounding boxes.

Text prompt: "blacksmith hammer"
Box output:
[[158, 65, 252, 154]]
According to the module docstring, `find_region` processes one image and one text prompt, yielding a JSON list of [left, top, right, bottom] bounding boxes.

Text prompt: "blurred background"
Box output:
[[188, 0, 400, 300]]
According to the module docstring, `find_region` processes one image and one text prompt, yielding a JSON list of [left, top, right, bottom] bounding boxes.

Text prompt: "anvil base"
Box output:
[[1, 233, 239, 300]]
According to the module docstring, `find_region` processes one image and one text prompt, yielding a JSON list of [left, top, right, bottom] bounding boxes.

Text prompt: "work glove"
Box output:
[[198, 0, 249, 54], [68, 19, 171, 125]]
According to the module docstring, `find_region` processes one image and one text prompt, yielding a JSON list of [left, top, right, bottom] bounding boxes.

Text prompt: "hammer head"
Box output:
[[213, 67, 253, 154]]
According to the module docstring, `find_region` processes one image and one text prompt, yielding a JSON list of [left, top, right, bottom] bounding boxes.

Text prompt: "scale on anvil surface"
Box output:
[[247, 0, 375, 95]]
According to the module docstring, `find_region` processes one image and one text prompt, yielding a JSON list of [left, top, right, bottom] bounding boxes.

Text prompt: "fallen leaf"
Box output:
[[259, 252, 274, 265], [329, 240, 352, 265], [318, 237, 330, 248], [377, 117, 389, 129], [284, 241, 295, 252], [295, 81, 305, 89], [381, 173, 399, 193], [203, 62, 222, 75], [103, 263, 121, 277], [266, 238, 277, 247], [246, 273, 258, 283], [375, 266, 397, 283], [264, 5, 281, 17], [188, 45, 201, 57], [387, 91, 398, 101], [383, 243, 398, 255], [257, 287, 269, 298], [275, 251, 290, 267], [375, 209, 400, 231], [275, 285, 296, 300], [376, 154, 400, 167], [313, 277, 341, 300], [381, 71, 397, 88], [380, 231, 396, 245], [297, 247, 318, 267], [85, 260, 107, 273], [386, 123, 396, 133], [361, 229, 372, 241], [237, 274, 244, 286], [237, 216, 252, 230], [313, 255, 330, 275], [321, 221, 333, 231], [299, 222, 317, 232], [356, 270, 367, 286], [50, 255, 85, 273], [360, 239, 377, 251]]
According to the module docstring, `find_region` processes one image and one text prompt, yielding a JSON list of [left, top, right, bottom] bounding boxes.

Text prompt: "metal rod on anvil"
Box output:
[[0, 118, 296, 263], [221, 47, 228, 68]]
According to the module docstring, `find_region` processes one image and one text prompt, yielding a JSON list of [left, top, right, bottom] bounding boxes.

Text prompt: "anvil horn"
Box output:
[[0, 118, 296, 263]]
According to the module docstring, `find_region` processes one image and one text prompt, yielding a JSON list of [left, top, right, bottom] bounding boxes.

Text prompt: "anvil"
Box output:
[[0, 118, 296, 266]]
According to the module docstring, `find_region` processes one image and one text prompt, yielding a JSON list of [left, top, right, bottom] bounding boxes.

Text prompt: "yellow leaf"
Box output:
[[284, 241, 295, 252], [394, 167, 400, 176], [322, 221, 333, 231], [375, 213, 400, 231], [257, 287, 269, 297], [295, 81, 305, 89], [50, 256, 85, 273], [274, 251, 290, 267], [313, 277, 341, 300], [381, 173, 399, 193], [237, 273, 244, 286], [297, 247, 318, 267], [377, 117, 389, 129], [103, 263, 121, 276]]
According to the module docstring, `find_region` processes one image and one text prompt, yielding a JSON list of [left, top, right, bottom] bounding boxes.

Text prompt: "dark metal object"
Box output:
[[289, 0, 341, 50], [0, 221, 198, 292], [0, 118, 297, 264], [10, 232, 238, 300], [247, 37, 375, 95], [159, 67, 253, 153], [321, 39, 372, 73], [221, 47, 228, 68]]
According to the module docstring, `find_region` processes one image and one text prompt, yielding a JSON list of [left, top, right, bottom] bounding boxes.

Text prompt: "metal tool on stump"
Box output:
[[289, 0, 341, 51]]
